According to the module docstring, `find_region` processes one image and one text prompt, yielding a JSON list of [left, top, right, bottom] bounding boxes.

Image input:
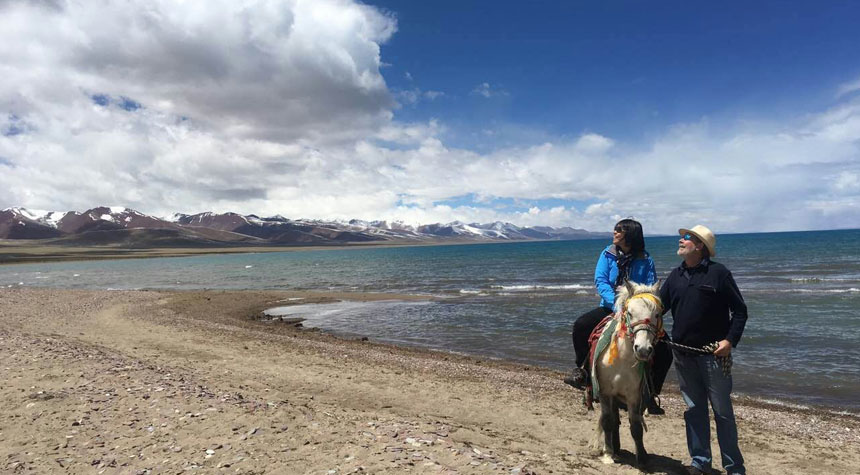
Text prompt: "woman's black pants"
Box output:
[[572, 306, 612, 367], [571, 306, 673, 395]]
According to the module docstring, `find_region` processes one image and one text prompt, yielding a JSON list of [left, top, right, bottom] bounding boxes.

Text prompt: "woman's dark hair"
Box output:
[[615, 218, 646, 256]]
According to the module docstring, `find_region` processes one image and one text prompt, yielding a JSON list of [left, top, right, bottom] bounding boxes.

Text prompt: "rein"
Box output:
[[620, 292, 664, 340], [621, 291, 732, 377], [662, 337, 733, 377]]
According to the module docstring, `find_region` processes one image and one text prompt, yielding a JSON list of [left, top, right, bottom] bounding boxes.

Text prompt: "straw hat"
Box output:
[[678, 224, 716, 257]]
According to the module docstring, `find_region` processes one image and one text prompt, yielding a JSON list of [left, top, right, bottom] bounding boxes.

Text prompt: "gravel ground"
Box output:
[[1, 288, 857, 474]]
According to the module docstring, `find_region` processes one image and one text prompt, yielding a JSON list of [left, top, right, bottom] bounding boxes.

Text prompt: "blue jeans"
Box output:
[[674, 352, 745, 475]]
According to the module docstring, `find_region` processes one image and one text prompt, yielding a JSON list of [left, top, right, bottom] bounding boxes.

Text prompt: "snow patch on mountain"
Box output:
[[3, 207, 67, 228]]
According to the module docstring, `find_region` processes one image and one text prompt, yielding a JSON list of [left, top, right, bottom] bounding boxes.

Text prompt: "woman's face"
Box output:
[[612, 225, 626, 247]]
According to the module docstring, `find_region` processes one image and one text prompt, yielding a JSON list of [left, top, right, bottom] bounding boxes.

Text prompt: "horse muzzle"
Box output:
[[633, 343, 654, 361]]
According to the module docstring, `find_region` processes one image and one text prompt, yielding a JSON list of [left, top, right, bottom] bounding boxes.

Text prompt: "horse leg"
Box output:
[[612, 406, 621, 456], [598, 397, 617, 464], [594, 404, 605, 455], [594, 410, 603, 455], [630, 400, 649, 467]]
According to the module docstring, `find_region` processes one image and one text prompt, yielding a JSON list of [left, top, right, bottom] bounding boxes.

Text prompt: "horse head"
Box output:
[[615, 281, 663, 362]]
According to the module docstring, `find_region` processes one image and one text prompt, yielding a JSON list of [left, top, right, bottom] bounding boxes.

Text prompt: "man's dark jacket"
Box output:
[[659, 259, 748, 350]]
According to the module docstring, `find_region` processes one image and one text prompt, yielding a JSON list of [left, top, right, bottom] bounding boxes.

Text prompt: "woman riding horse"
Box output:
[[564, 218, 671, 415]]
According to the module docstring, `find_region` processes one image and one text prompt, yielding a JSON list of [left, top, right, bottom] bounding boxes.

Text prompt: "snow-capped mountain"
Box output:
[[55, 206, 179, 234], [0, 208, 64, 239], [1, 206, 610, 245]]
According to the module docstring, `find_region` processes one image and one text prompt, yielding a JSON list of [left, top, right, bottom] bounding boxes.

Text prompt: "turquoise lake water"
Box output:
[[2, 229, 859, 412]]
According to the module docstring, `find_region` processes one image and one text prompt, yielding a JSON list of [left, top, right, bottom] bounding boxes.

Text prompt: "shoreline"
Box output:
[[302, 319, 860, 422], [260, 298, 860, 417], [297, 323, 860, 420], [0, 238, 583, 266], [1, 288, 857, 474], [3, 280, 857, 416], [0, 241, 430, 266]]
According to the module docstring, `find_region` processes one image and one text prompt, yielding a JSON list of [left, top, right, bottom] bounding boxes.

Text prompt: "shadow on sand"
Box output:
[[610, 449, 692, 474]]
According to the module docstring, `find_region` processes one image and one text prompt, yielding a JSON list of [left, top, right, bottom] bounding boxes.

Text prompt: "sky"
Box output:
[[1, 0, 859, 234]]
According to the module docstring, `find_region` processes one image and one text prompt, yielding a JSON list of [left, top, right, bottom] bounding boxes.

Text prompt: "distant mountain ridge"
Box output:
[[0, 206, 610, 246]]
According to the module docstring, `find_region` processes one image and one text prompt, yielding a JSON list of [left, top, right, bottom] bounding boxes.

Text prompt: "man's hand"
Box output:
[[714, 339, 732, 357]]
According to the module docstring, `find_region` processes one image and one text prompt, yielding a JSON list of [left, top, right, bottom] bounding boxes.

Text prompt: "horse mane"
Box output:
[[613, 281, 661, 315]]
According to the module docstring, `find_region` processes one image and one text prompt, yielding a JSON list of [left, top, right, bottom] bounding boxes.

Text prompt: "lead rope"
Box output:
[[661, 337, 733, 377]]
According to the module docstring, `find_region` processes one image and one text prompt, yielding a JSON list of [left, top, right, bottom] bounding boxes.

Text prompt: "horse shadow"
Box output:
[[608, 450, 691, 474]]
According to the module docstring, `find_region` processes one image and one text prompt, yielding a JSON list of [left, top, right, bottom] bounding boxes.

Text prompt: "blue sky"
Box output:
[[1, 0, 859, 233], [377, 1, 860, 148]]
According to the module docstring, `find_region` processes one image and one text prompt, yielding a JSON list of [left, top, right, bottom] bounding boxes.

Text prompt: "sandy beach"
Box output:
[[1, 288, 857, 474]]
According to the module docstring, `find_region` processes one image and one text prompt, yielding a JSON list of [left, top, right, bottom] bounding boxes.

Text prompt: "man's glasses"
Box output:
[[681, 233, 695, 241]]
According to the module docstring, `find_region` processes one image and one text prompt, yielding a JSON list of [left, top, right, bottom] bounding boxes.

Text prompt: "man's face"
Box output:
[[677, 233, 700, 257]]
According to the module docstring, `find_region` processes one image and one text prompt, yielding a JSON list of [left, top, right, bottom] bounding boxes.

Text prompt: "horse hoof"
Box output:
[[600, 454, 616, 465]]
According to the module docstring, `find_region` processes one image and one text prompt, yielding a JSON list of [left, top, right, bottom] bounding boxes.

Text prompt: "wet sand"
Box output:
[[1, 288, 857, 474]]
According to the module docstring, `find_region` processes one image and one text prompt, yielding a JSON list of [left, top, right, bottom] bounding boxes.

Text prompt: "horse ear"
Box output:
[[655, 278, 662, 291], [624, 280, 634, 296]]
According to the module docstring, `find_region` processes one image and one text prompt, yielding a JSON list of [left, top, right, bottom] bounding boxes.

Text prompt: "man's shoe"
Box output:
[[645, 396, 665, 415], [685, 465, 707, 475], [563, 367, 587, 389]]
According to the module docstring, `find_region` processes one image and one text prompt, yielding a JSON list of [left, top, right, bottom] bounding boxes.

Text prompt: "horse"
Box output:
[[591, 281, 664, 467]]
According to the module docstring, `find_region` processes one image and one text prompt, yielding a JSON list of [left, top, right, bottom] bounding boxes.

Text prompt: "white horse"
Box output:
[[592, 281, 664, 467]]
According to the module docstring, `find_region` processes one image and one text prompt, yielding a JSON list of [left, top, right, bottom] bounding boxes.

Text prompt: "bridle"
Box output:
[[621, 292, 664, 340]]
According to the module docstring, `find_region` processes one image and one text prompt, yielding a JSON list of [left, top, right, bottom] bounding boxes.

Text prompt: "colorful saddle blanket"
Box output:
[[586, 314, 617, 404]]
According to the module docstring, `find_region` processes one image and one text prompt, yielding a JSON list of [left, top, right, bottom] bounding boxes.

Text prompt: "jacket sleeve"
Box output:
[[646, 257, 657, 286], [594, 251, 615, 307], [722, 270, 748, 347]]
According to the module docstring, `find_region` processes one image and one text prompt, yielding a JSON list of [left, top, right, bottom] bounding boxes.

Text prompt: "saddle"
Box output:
[[584, 314, 616, 410]]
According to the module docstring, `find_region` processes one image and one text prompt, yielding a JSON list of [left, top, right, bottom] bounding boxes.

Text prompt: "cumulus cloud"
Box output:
[[1, 0, 397, 211], [0, 0, 396, 142], [0, 0, 859, 234]]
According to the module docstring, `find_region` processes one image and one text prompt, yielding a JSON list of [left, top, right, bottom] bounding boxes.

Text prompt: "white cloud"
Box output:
[[0, 0, 396, 143], [837, 77, 860, 98], [574, 133, 614, 154], [0, 0, 859, 234], [395, 88, 421, 105], [471, 82, 508, 98], [395, 87, 444, 106], [834, 171, 860, 191]]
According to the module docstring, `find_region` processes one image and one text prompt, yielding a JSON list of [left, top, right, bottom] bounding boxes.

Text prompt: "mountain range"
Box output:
[[0, 207, 610, 247]]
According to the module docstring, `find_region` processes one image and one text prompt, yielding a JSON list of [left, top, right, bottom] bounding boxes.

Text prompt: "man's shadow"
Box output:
[[611, 449, 694, 474]]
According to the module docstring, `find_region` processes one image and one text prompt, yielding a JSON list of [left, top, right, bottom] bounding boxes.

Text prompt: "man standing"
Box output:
[[659, 225, 748, 475]]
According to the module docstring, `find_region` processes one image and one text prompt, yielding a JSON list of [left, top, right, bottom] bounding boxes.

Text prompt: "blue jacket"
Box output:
[[595, 244, 657, 309]]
